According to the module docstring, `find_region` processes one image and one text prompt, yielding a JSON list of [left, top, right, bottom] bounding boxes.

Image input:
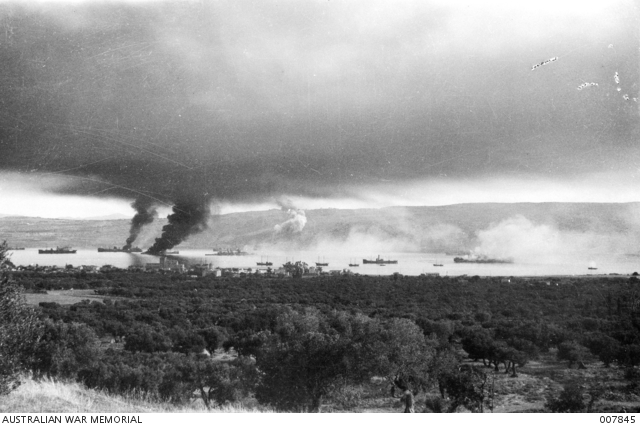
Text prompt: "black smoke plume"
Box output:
[[146, 199, 211, 255], [123, 198, 157, 250]]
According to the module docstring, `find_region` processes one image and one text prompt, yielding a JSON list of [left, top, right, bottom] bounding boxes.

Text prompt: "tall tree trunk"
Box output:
[[311, 394, 323, 413], [199, 386, 211, 410]]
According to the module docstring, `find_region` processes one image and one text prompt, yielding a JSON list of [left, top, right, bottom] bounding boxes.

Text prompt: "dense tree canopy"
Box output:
[[3, 264, 640, 412], [0, 242, 43, 395]]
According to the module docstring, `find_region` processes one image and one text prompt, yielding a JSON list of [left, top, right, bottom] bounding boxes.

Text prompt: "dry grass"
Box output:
[[0, 377, 267, 413], [4, 355, 640, 413]]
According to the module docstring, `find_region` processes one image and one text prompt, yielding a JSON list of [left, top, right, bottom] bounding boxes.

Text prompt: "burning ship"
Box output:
[[98, 246, 143, 253], [363, 255, 398, 265], [453, 256, 513, 264], [39, 246, 77, 254]]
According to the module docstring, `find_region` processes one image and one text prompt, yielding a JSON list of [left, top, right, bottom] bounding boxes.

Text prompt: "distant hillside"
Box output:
[[1, 202, 639, 254]]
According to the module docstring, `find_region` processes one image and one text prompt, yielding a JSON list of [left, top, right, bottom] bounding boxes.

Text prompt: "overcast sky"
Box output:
[[0, 0, 638, 217]]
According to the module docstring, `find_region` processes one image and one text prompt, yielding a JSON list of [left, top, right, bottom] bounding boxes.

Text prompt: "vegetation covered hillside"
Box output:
[[3, 245, 640, 412], [1, 202, 639, 253]]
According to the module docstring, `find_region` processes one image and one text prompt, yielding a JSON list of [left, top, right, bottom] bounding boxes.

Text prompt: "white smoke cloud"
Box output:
[[420, 224, 467, 251], [274, 209, 307, 234], [309, 225, 419, 256], [273, 197, 307, 234], [473, 215, 563, 262], [471, 214, 640, 263]]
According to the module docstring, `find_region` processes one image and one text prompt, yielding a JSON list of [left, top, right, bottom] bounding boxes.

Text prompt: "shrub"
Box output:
[[545, 383, 586, 413], [557, 341, 590, 368]]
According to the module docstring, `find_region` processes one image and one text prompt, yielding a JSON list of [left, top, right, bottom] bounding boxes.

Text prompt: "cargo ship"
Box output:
[[98, 246, 143, 253], [316, 257, 329, 267], [363, 255, 398, 264], [257, 256, 273, 266], [348, 258, 359, 267], [453, 256, 513, 264], [39, 247, 77, 254]]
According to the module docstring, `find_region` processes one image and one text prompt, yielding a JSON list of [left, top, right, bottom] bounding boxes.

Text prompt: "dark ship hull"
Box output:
[[453, 257, 512, 264], [39, 248, 76, 254], [363, 258, 398, 264], [212, 250, 249, 256], [98, 247, 142, 253]]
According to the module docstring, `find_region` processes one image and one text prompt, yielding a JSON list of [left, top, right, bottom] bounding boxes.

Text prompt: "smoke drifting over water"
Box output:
[[123, 198, 157, 250], [472, 216, 561, 262], [471, 214, 640, 263], [146, 199, 211, 255]]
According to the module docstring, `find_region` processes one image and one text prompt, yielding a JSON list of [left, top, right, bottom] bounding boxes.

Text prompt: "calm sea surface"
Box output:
[[8, 249, 640, 277]]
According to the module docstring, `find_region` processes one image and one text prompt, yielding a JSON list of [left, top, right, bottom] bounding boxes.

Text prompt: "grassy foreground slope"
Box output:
[[0, 378, 260, 413]]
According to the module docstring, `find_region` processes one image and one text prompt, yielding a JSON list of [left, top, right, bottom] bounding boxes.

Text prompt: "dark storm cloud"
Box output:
[[0, 0, 638, 209]]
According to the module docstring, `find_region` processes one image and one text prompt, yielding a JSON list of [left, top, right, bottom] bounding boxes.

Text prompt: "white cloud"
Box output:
[[1, 169, 640, 218], [0, 172, 134, 218]]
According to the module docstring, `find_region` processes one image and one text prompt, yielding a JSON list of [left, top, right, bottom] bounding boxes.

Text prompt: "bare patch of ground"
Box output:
[[25, 289, 106, 306], [342, 354, 640, 413]]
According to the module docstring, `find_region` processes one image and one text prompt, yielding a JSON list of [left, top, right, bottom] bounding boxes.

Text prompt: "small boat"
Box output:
[[588, 261, 598, 270], [348, 258, 359, 267], [433, 259, 443, 267]]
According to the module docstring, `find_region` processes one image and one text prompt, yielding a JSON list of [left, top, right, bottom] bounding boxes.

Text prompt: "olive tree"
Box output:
[[0, 241, 43, 394], [234, 308, 434, 412]]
